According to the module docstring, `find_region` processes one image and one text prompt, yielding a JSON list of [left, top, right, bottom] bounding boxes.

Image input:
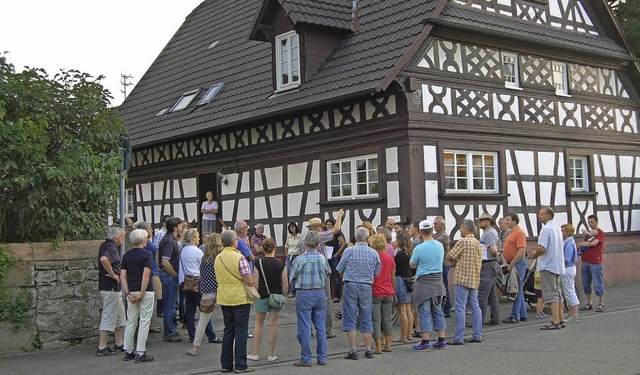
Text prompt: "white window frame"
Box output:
[[552, 61, 570, 96], [170, 89, 200, 112], [501, 52, 521, 89], [197, 82, 225, 105], [444, 150, 499, 194], [327, 154, 379, 200], [569, 156, 589, 192], [275, 31, 301, 91]]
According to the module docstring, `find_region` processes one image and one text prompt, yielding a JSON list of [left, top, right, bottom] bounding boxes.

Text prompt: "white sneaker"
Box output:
[[267, 355, 278, 362], [247, 354, 260, 361], [565, 316, 580, 323]]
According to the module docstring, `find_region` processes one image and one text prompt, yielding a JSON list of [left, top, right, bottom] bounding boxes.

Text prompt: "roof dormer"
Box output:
[[250, 0, 354, 92]]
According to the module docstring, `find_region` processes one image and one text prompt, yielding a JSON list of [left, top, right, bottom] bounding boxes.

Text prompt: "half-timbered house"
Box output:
[[118, 0, 640, 246]]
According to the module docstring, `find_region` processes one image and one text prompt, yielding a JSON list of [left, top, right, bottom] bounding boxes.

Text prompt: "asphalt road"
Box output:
[[2, 282, 639, 375]]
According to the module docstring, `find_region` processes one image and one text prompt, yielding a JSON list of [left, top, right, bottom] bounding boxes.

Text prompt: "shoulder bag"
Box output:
[[220, 256, 260, 301], [180, 250, 200, 294], [258, 259, 286, 308]]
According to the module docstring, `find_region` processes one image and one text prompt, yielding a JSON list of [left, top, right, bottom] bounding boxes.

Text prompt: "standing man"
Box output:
[[158, 217, 184, 342], [154, 214, 172, 246], [97, 227, 126, 356], [250, 223, 267, 260], [289, 231, 331, 367], [445, 219, 483, 345], [336, 227, 381, 360], [409, 220, 448, 351], [577, 215, 606, 312], [502, 212, 529, 323], [234, 220, 255, 263], [214, 230, 256, 373], [300, 209, 345, 339], [498, 217, 510, 244], [433, 216, 451, 318], [530, 207, 565, 330], [477, 213, 501, 325], [201, 191, 218, 234]]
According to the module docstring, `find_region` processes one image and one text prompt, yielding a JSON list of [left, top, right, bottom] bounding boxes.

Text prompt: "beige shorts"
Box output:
[[99, 290, 126, 331], [152, 275, 162, 300]]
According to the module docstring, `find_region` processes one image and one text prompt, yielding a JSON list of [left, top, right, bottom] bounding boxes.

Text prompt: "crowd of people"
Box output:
[[96, 197, 606, 372]]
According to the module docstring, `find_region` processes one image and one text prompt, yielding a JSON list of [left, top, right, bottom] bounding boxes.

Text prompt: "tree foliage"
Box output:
[[611, 0, 640, 55], [0, 55, 126, 243]]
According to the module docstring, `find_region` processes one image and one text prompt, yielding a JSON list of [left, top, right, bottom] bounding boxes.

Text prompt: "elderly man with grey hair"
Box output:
[[289, 230, 331, 367], [336, 226, 381, 360], [134, 221, 163, 333], [97, 226, 126, 356], [445, 219, 483, 345]]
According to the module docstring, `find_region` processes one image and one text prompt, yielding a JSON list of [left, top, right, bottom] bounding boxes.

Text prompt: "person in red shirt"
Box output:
[[369, 234, 396, 354], [577, 215, 606, 312], [502, 212, 529, 323]]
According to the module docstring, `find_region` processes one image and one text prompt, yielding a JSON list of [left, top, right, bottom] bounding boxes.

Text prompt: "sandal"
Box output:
[[580, 304, 593, 311], [392, 337, 408, 343], [446, 339, 464, 345], [596, 304, 605, 312], [540, 323, 562, 330]]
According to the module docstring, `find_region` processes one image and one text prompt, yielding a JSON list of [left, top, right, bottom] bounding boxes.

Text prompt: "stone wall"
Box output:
[[1, 240, 103, 353]]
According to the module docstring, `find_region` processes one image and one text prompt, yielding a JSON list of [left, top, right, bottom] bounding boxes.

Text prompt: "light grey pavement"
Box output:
[[2, 282, 640, 375]]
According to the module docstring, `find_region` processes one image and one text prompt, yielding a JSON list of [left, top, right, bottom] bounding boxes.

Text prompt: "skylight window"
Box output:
[[208, 40, 219, 49], [156, 108, 169, 117], [197, 82, 225, 105], [170, 89, 199, 112]]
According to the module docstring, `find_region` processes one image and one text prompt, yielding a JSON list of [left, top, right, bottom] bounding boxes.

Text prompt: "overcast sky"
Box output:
[[0, 0, 204, 106]]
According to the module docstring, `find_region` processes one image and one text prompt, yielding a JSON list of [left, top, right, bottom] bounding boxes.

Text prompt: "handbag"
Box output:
[[403, 276, 415, 293], [258, 259, 286, 309], [180, 251, 200, 294], [220, 256, 260, 301]]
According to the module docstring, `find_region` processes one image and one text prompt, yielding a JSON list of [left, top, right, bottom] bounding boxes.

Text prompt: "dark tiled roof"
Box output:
[[280, 0, 353, 30], [119, 0, 434, 147], [434, 4, 630, 59]]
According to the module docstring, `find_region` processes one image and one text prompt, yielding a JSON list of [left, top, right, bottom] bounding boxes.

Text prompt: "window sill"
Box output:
[[320, 197, 385, 207], [274, 84, 301, 94], [567, 191, 597, 198], [440, 193, 508, 202], [504, 85, 523, 91], [555, 92, 572, 98]]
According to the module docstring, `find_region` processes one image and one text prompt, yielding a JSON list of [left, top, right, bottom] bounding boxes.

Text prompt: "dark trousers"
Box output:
[[184, 291, 216, 340], [329, 257, 342, 299], [478, 261, 501, 323], [443, 266, 451, 315], [220, 304, 251, 371]]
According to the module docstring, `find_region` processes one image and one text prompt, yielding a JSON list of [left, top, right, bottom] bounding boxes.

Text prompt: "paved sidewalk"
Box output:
[[2, 282, 639, 375]]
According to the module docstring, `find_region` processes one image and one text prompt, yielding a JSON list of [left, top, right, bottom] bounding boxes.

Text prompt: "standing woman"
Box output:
[[201, 191, 218, 234], [369, 234, 396, 354], [187, 233, 224, 356], [560, 224, 580, 323], [248, 238, 288, 362], [325, 218, 347, 303], [180, 229, 220, 347], [393, 230, 414, 342], [284, 222, 301, 297]]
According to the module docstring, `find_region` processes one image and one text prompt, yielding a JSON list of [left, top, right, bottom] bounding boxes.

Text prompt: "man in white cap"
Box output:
[[300, 209, 345, 339]]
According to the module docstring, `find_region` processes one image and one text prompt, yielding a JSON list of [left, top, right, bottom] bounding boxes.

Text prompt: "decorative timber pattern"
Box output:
[[135, 178, 199, 228], [422, 145, 640, 238], [217, 160, 388, 246], [131, 94, 397, 169], [417, 38, 631, 99], [420, 83, 638, 132], [451, 0, 599, 35]]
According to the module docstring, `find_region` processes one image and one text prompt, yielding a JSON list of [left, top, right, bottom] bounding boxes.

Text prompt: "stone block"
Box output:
[[5, 261, 33, 288], [58, 269, 86, 283], [34, 261, 68, 271], [86, 270, 100, 281], [51, 240, 102, 261], [67, 259, 95, 270], [37, 300, 100, 335], [0, 323, 34, 354], [34, 270, 57, 285], [6, 243, 33, 262], [37, 284, 74, 300], [74, 282, 97, 298]]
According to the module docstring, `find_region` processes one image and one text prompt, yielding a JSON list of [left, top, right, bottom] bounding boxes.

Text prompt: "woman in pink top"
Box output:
[[369, 234, 396, 354]]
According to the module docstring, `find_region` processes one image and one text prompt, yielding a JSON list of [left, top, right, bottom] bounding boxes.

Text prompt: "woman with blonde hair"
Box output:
[[369, 234, 396, 354], [247, 238, 287, 362], [186, 233, 224, 356], [393, 230, 414, 342]]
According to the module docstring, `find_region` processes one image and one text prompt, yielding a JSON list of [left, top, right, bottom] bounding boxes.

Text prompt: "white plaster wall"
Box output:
[[270, 194, 283, 218], [240, 172, 250, 193], [254, 170, 263, 191], [222, 200, 234, 221], [183, 178, 197, 198], [254, 197, 267, 220], [619, 156, 634, 178], [306, 190, 320, 215], [222, 173, 239, 196], [266, 166, 283, 189], [141, 183, 151, 202], [173, 204, 184, 220], [185, 202, 197, 222], [514, 151, 535, 175], [237, 198, 250, 220], [423, 145, 438, 173], [287, 192, 303, 217], [288, 162, 307, 186], [508, 181, 521, 207], [425, 180, 439, 208], [387, 181, 400, 208], [386, 147, 398, 174], [310, 160, 320, 184], [153, 182, 164, 200], [538, 152, 556, 176]]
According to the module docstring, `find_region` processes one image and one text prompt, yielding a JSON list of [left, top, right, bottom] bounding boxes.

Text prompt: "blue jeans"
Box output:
[[509, 258, 528, 320], [417, 298, 447, 333], [442, 266, 451, 315], [220, 304, 251, 371], [160, 271, 179, 337], [286, 255, 298, 294], [184, 291, 216, 340], [453, 284, 482, 342], [582, 262, 605, 296], [329, 257, 341, 299], [295, 289, 327, 364], [342, 283, 373, 333]]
